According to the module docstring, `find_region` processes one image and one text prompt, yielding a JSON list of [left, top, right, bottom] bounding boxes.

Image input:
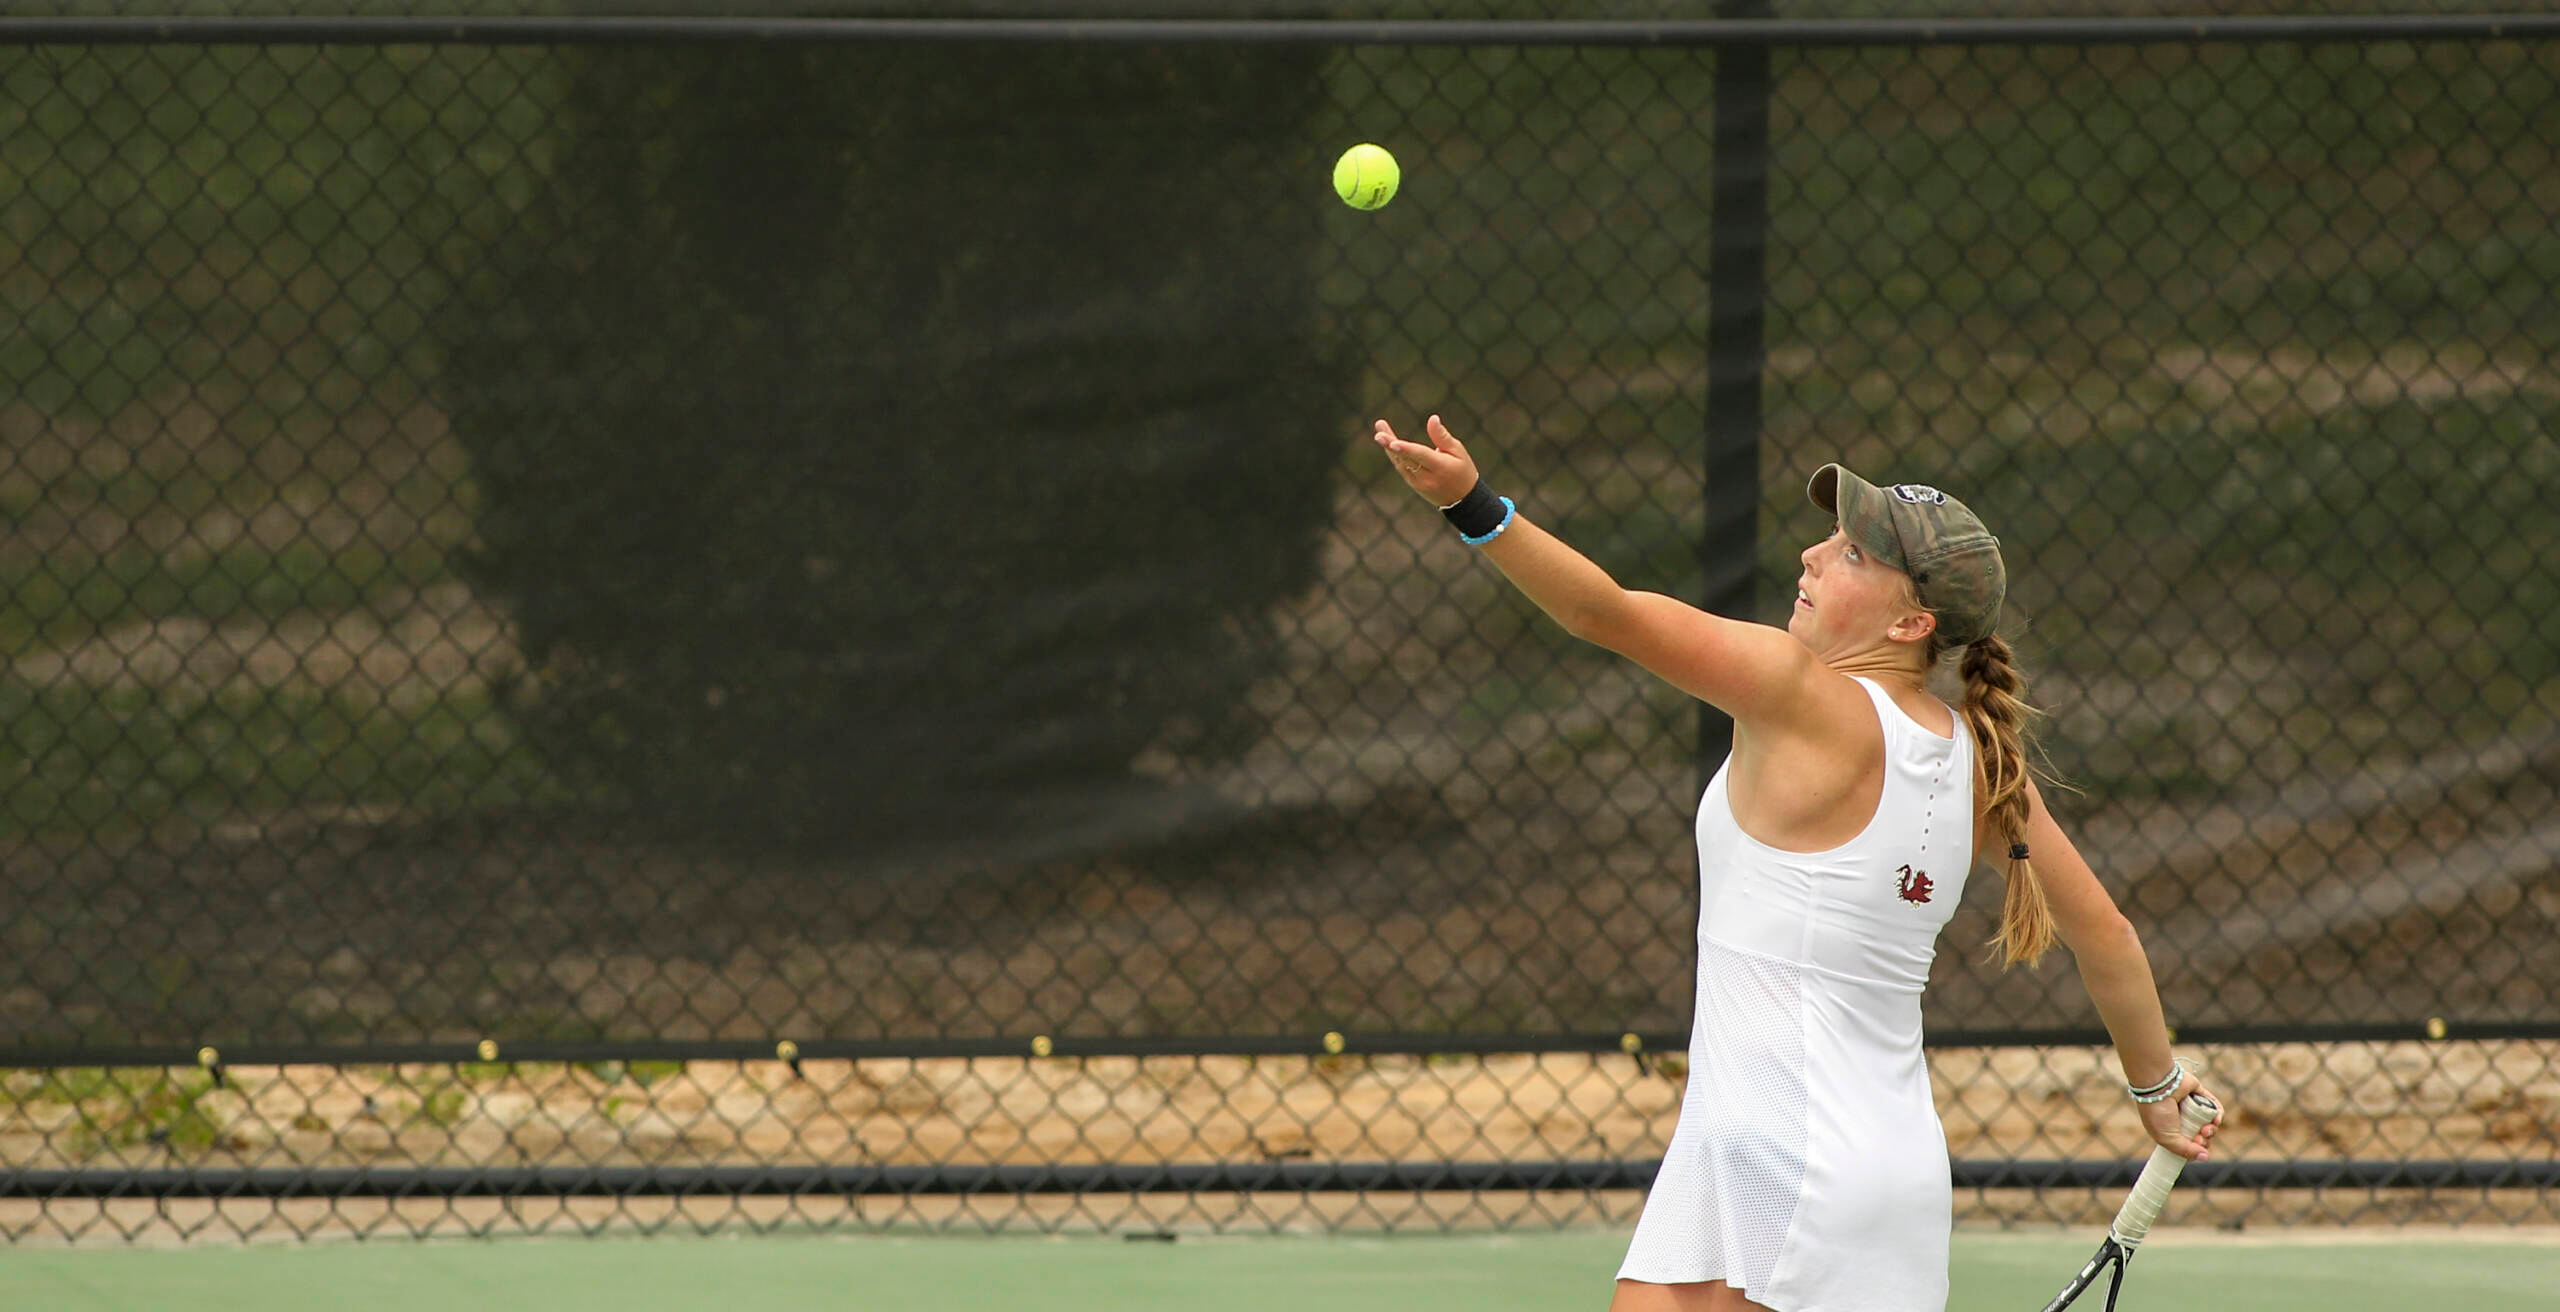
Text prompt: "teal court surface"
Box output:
[[4, 1228, 2554, 1310]]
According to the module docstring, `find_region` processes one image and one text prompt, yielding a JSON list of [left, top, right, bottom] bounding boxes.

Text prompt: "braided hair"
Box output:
[[1956, 634, 2057, 969]]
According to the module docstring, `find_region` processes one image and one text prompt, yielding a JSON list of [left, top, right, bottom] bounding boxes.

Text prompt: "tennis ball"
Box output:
[[1333, 143, 1399, 211]]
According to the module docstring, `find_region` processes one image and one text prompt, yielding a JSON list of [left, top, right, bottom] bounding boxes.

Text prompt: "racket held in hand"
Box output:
[[2035, 1091, 2220, 1312]]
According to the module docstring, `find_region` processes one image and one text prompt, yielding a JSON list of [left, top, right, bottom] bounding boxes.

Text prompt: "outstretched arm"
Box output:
[[1371, 414, 1819, 723], [1371, 414, 1621, 631], [2018, 776, 2225, 1162]]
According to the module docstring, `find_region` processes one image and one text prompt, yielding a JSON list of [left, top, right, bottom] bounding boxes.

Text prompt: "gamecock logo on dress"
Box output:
[[1894, 864, 1933, 904]]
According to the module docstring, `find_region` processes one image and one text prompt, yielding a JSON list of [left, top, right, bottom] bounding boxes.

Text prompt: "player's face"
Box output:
[[1789, 526, 1931, 654]]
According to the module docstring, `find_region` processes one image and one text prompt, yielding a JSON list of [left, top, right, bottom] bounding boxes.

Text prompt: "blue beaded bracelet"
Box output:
[[1459, 496, 1516, 546]]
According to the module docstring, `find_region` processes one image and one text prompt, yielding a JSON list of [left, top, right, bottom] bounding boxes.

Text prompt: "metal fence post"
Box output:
[[1699, 3, 1773, 795]]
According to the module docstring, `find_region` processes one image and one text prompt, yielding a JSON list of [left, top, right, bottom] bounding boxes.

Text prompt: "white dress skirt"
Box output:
[[1617, 678, 1975, 1312]]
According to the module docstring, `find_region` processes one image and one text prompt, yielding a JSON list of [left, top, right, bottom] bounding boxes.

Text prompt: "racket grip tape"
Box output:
[[2106, 1091, 2219, 1253]]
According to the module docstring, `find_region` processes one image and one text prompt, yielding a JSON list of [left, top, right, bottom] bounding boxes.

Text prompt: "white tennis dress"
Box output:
[[1619, 676, 1974, 1312]]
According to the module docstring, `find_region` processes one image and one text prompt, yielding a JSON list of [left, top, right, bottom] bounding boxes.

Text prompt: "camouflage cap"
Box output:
[[1807, 463, 2006, 648]]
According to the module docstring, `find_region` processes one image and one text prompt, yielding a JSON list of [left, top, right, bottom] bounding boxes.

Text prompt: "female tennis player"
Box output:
[[1371, 415, 2223, 1312]]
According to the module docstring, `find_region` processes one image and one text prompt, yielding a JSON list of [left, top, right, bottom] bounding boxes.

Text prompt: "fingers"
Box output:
[[1369, 417, 1477, 500], [1426, 412, 1468, 458], [1382, 422, 1443, 463], [2138, 1088, 2222, 1162], [2158, 1122, 2209, 1162], [2177, 1084, 2224, 1161], [1371, 420, 1436, 477]]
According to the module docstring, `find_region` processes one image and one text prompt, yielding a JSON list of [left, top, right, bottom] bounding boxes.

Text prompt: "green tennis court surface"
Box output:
[[5, 1229, 2553, 1310]]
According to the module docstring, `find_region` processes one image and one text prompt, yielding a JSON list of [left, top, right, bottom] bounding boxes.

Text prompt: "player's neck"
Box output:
[[1824, 646, 1929, 693]]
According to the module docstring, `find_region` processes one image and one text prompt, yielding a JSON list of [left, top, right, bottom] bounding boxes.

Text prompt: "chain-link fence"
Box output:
[[3, 7, 2556, 1243]]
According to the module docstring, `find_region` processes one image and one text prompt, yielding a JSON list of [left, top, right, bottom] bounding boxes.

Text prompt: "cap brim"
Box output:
[[1807, 463, 1902, 568]]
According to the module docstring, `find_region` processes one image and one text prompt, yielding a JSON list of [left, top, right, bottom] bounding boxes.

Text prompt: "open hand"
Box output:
[[1371, 414, 1480, 507]]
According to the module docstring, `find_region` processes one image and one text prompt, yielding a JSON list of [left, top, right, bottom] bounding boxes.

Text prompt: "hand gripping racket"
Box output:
[[2035, 1091, 2220, 1311]]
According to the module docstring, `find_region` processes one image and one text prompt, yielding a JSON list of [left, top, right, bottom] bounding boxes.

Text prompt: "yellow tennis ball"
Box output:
[[1333, 143, 1399, 211]]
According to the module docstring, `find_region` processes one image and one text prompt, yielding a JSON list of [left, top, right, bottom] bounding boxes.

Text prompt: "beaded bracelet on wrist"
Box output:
[[1439, 480, 1515, 545], [2128, 1057, 2187, 1104], [1460, 497, 1516, 545]]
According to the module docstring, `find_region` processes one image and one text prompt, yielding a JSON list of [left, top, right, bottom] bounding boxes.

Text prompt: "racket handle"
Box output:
[[2106, 1091, 2219, 1253]]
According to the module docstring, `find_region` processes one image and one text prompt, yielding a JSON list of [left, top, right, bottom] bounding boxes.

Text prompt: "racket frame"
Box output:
[[2032, 1091, 2220, 1312]]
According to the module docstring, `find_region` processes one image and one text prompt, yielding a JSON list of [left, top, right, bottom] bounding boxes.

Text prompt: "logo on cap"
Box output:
[[1891, 484, 1947, 505]]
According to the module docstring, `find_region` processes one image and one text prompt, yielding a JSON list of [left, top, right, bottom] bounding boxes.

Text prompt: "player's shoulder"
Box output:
[[1766, 658, 1896, 742]]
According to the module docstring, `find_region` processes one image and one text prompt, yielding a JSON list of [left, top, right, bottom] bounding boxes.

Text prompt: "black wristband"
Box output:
[[1440, 479, 1508, 539]]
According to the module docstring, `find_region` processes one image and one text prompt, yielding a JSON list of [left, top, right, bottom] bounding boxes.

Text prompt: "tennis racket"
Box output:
[[2034, 1091, 2220, 1311]]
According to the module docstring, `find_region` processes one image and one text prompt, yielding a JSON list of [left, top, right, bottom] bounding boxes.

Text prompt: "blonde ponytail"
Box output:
[[1957, 634, 2057, 969]]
